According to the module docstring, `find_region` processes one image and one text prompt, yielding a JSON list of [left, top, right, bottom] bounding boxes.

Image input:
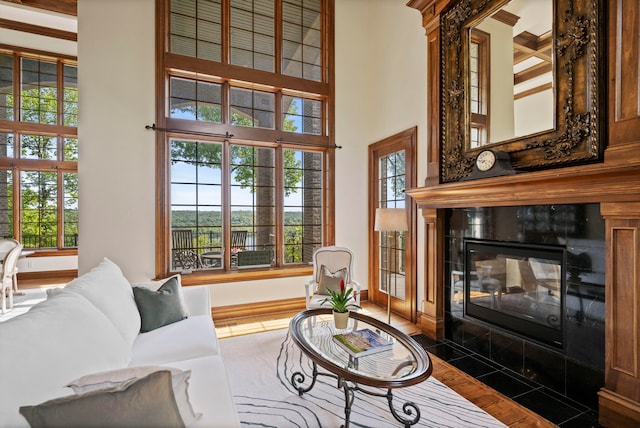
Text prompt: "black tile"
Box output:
[[422, 342, 468, 363], [559, 410, 602, 428], [513, 388, 584, 425], [460, 321, 491, 358], [490, 330, 524, 374], [447, 355, 499, 378], [566, 359, 603, 411], [476, 370, 533, 398], [524, 342, 566, 393], [410, 334, 437, 348]]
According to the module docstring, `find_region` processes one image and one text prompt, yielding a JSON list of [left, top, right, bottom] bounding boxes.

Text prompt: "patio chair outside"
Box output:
[[172, 230, 202, 270]]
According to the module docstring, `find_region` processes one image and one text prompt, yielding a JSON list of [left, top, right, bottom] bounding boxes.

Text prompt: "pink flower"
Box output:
[[340, 279, 345, 293]]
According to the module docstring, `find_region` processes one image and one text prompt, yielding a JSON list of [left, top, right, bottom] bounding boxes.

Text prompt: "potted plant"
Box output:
[[320, 279, 360, 329]]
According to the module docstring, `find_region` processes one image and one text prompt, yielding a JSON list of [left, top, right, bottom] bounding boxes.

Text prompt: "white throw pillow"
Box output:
[[0, 291, 130, 428], [64, 258, 141, 347], [68, 366, 201, 427]]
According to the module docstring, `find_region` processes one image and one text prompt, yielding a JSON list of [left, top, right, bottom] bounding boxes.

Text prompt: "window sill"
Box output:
[[175, 265, 313, 286]]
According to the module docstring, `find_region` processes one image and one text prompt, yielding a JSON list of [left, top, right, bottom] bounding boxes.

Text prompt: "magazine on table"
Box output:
[[332, 328, 393, 357]]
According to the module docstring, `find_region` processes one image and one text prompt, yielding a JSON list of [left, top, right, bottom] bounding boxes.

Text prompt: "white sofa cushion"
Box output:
[[64, 257, 141, 347], [130, 315, 220, 366], [0, 291, 131, 428], [165, 356, 240, 428]]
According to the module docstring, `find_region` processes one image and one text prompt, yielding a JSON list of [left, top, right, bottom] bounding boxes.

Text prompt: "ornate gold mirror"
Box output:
[[440, 0, 604, 182]]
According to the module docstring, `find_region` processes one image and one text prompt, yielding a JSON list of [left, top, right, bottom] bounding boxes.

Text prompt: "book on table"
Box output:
[[332, 328, 393, 358]]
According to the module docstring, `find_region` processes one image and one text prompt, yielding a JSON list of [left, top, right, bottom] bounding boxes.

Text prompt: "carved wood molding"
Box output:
[[440, 0, 604, 182]]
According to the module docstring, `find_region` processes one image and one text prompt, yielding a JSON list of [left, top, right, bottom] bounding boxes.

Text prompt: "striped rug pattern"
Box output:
[[219, 328, 506, 427]]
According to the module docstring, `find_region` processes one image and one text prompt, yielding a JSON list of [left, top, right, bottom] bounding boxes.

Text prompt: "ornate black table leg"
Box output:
[[291, 361, 318, 396], [386, 388, 421, 427], [339, 378, 355, 428]]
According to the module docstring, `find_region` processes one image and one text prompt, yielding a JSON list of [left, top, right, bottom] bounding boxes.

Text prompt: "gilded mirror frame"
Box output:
[[440, 0, 604, 183]]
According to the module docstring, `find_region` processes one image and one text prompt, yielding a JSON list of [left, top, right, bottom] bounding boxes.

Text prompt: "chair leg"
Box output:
[[1, 286, 6, 314]]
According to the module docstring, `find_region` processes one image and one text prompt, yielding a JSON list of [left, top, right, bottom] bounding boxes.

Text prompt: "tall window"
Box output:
[[160, 0, 332, 276], [0, 50, 78, 251], [470, 30, 489, 149]]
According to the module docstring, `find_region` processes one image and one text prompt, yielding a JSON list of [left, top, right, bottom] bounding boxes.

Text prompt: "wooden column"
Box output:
[[420, 208, 444, 338], [599, 203, 640, 427]]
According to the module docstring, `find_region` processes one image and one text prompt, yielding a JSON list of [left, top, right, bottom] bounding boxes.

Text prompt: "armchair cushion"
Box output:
[[316, 265, 347, 295]]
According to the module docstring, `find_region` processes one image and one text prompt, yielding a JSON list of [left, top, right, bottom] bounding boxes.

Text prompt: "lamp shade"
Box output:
[[374, 208, 408, 232]]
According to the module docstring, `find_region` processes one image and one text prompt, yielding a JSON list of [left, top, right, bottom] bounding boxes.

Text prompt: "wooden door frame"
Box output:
[[368, 127, 418, 322]]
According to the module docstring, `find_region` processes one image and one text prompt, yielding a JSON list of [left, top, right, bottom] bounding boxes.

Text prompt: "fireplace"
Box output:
[[444, 204, 605, 408], [462, 239, 565, 348]]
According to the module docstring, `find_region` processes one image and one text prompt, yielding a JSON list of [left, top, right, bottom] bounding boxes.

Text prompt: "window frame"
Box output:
[[0, 46, 78, 256], [156, 0, 335, 283], [469, 29, 490, 149]]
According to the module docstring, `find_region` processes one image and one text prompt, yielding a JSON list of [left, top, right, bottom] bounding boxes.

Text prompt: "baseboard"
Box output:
[[212, 297, 307, 321], [212, 290, 370, 322], [17, 269, 78, 281], [599, 388, 640, 427]]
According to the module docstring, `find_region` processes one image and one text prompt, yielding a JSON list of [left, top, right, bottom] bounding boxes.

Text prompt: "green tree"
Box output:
[[4, 77, 79, 248]]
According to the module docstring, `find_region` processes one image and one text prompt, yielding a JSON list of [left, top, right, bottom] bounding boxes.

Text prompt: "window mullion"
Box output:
[[222, 139, 231, 268], [275, 0, 282, 75], [56, 171, 63, 249], [12, 167, 20, 242], [57, 60, 64, 127], [222, 0, 230, 65], [13, 53, 20, 123], [274, 145, 284, 266]]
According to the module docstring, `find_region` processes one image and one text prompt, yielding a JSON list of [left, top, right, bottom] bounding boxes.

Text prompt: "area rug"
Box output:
[[219, 328, 506, 427]]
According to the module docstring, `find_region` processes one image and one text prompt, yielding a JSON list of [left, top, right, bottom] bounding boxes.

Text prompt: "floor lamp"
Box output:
[[374, 208, 408, 324]]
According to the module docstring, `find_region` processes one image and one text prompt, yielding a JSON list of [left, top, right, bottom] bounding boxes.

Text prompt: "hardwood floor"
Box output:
[[215, 302, 556, 427], [16, 278, 554, 427]]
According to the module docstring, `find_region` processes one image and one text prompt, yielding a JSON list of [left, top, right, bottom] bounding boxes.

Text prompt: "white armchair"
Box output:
[[304, 246, 361, 310], [1, 239, 22, 314]]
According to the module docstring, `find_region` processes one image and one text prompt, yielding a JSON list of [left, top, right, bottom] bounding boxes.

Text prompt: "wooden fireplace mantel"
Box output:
[[408, 0, 640, 426], [406, 153, 640, 209]]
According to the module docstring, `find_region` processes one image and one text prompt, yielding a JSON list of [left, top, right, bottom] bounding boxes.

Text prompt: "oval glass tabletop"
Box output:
[[289, 308, 432, 388]]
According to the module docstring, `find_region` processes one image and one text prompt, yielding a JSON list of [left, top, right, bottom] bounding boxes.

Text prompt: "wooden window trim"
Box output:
[[0, 48, 78, 254], [155, 0, 335, 280]]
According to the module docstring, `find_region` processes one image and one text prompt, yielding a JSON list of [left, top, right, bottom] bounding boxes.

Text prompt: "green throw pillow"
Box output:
[[19, 370, 185, 428], [133, 277, 188, 333]]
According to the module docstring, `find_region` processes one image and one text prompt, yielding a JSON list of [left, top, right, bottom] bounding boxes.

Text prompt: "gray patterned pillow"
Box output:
[[20, 370, 185, 427], [317, 265, 347, 295]]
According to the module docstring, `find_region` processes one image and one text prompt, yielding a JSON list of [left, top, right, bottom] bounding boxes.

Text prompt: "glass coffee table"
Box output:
[[289, 308, 432, 428]]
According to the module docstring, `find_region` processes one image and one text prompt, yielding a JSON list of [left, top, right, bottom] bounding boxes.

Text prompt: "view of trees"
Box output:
[[1, 57, 78, 249], [170, 86, 313, 265]]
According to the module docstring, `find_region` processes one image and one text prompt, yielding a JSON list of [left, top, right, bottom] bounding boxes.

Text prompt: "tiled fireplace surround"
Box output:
[[443, 204, 605, 410]]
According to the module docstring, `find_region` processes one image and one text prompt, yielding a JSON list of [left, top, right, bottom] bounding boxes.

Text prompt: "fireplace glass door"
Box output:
[[463, 240, 566, 347]]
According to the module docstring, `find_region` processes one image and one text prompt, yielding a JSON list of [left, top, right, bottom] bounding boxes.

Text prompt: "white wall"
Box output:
[[77, 0, 428, 308], [356, 0, 428, 309], [78, 0, 157, 281]]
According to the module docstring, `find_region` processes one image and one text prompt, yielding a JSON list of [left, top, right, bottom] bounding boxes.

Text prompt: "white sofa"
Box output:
[[0, 258, 240, 427]]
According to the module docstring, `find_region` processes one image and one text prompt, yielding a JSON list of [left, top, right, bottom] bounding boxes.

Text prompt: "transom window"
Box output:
[[0, 50, 78, 251], [159, 0, 333, 277]]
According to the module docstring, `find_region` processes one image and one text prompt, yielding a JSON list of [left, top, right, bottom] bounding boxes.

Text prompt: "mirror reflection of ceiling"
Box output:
[[491, 0, 553, 100]]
